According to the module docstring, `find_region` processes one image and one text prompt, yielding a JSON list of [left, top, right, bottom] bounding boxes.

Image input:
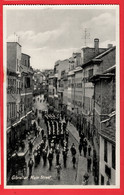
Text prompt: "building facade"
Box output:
[[7, 42, 34, 157], [20, 53, 33, 133], [7, 42, 22, 154], [90, 47, 116, 185]]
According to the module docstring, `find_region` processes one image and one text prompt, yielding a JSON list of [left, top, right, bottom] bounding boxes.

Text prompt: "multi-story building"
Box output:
[[52, 59, 70, 113], [89, 46, 116, 184], [73, 52, 82, 67], [90, 65, 116, 185], [81, 38, 107, 64], [46, 38, 116, 184], [48, 70, 55, 106], [57, 60, 70, 111], [42, 69, 53, 102], [73, 66, 83, 131], [81, 39, 109, 137], [7, 42, 34, 155], [20, 53, 33, 133], [33, 70, 46, 95], [53, 61, 59, 111], [7, 69, 18, 152], [7, 42, 22, 152], [67, 69, 75, 117]]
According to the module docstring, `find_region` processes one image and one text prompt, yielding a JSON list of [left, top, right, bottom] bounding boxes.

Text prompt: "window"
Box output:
[[25, 77, 31, 88], [112, 145, 116, 169], [104, 140, 108, 162], [11, 103, 12, 118], [11, 103, 13, 117], [14, 103, 16, 117], [88, 69, 93, 78]]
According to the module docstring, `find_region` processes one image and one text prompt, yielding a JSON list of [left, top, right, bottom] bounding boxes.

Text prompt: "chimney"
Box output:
[[94, 38, 99, 55], [108, 44, 113, 48]]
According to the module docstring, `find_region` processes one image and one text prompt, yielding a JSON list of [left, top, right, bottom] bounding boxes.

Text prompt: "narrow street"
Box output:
[[8, 94, 94, 185]]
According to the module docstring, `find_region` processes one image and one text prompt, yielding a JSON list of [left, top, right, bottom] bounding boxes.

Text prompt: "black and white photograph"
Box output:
[[3, 5, 119, 188]]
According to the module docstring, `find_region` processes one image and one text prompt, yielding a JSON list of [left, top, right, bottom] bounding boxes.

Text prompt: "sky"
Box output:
[[5, 6, 117, 70]]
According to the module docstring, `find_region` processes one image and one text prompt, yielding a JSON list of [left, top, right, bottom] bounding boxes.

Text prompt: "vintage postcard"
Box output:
[[2, 4, 120, 190]]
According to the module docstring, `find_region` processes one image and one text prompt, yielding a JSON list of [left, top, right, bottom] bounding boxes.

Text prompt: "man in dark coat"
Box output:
[[83, 145, 87, 157], [42, 149, 47, 166], [70, 143, 76, 157], [78, 143, 82, 156], [48, 150, 53, 170], [63, 148, 67, 168], [72, 156, 76, 169], [88, 145, 91, 156], [56, 152, 60, 165], [37, 117, 40, 125], [28, 157, 34, 179], [87, 156, 92, 172]]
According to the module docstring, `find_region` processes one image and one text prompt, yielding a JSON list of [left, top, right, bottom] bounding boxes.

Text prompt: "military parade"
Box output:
[[7, 94, 96, 185]]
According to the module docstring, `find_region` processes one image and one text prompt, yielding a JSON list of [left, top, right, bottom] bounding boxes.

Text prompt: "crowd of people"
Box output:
[[29, 112, 94, 181], [27, 109, 97, 184], [28, 113, 72, 180]]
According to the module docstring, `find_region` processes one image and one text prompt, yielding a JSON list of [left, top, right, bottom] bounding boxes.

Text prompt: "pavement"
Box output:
[[67, 123, 94, 185]]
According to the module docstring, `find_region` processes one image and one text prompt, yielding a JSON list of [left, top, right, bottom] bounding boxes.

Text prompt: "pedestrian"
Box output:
[[29, 141, 33, 155], [80, 132, 85, 140], [33, 148, 38, 167], [42, 149, 47, 166], [40, 139, 45, 155], [37, 117, 40, 125], [88, 145, 91, 156], [37, 146, 41, 164], [63, 148, 67, 168], [56, 163, 62, 180], [21, 141, 25, 152], [41, 128, 44, 138], [82, 173, 89, 185], [93, 158, 97, 177], [87, 156, 92, 172], [83, 145, 87, 157], [79, 137, 83, 146], [56, 152, 60, 165], [65, 130, 69, 144], [72, 156, 76, 169], [51, 140, 55, 151], [28, 157, 34, 179], [70, 143, 76, 157], [78, 143, 82, 156], [65, 116, 68, 126], [48, 150, 53, 170], [84, 138, 88, 147]]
